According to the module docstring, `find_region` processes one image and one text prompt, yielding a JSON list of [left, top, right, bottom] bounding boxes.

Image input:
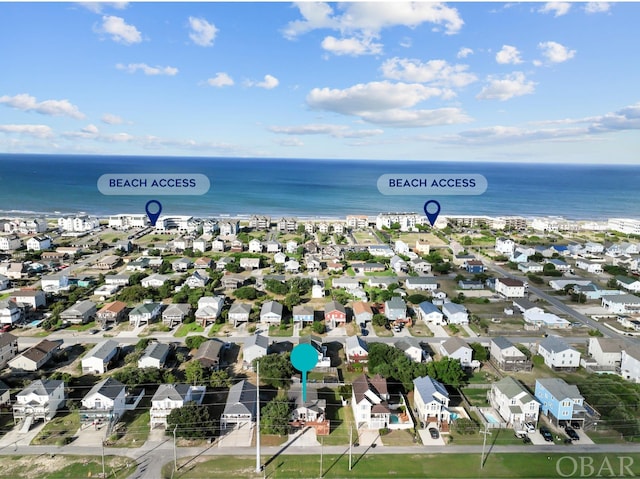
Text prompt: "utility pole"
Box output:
[[256, 361, 262, 473], [349, 426, 353, 471], [480, 423, 492, 469], [173, 425, 178, 472], [319, 436, 323, 479], [101, 440, 105, 478]]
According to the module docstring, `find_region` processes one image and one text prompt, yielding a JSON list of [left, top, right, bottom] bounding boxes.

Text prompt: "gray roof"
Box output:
[[152, 383, 192, 402], [418, 301, 441, 315], [194, 339, 224, 362], [62, 300, 95, 315], [385, 297, 406, 309], [141, 342, 170, 362], [162, 303, 191, 317], [345, 335, 367, 352], [86, 377, 125, 400], [223, 380, 257, 417], [244, 333, 269, 351], [395, 338, 421, 352], [86, 339, 119, 361], [413, 376, 448, 403], [261, 301, 283, 316], [288, 382, 326, 411], [492, 336, 517, 351], [494, 377, 536, 403], [229, 302, 252, 315], [539, 336, 574, 354], [442, 302, 467, 315], [0, 379, 9, 395], [18, 379, 63, 397], [536, 378, 583, 401], [440, 337, 471, 355], [0, 332, 17, 348]]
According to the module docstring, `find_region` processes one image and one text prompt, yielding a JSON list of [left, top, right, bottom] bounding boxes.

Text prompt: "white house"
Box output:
[[138, 342, 170, 369], [413, 376, 450, 428], [248, 239, 263, 253], [523, 307, 571, 329], [185, 270, 209, 288], [129, 302, 162, 327], [220, 380, 257, 430], [141, 274, 171, 288], [442, 301, 469, 325], [575, 259, 604, 274], [0, 235, 22, 251], [60, 300, 96, 325], [80, 377, 127, 424], [242, 334, 269, 366], [150, 384, 206, 429], [439, 337, 473, 367], [620, 345, 640, 383], [495, 278, 526, 298], [490, 337, 531, 372], [26, 236, 51, 251], [601, 294, 640, 314], [195, 295, 225, 326], [41, 273, 69, 293], [81, 339, 119, 375], [396, 339, 426, 363], [587, 337, 624, 368], [13, 379, 66, 426], [228, 302, 251, 327], [417, 301, 444, 325], [260, 301, 283, 325], [495, 237, 515, 256], [345, 335, 368, 363], [162, 303, 191, 328], [351, 374, 390, 429], [404, 277, 439, 291], [538, 337, 581, 370], [0, 299, 22, 325], [488, 377, 540, 428]]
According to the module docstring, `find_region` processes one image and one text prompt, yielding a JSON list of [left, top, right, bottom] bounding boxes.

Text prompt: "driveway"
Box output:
[[74, 422, 109, 447], [425, 322, 449, 337], [356, 428, 383, 447], [217, 422, 253, 448], [286, 427, 319, 447], [418, 428, 446, 446], [0, 421, 46, 448]]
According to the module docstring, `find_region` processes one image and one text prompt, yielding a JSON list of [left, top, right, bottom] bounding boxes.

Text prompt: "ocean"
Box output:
[[0, 154, 638, 221]]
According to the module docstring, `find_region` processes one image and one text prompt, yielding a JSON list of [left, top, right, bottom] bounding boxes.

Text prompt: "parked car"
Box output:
[[429, 428, 440, 439], [540, 426, 553, 442], [515, 431, 527, 439], [570, 421, 581, 430], [523, 436, 532, 444], [524, 421, 536, 432], [565, 427, 580, 441]]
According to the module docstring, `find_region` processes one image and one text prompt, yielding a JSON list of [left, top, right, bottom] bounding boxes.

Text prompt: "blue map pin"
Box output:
[[145, 200, 162, 227], [290, 343, 319, 403], [424, 200, 441, 227]]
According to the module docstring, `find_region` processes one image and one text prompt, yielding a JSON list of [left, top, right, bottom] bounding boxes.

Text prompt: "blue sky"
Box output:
[[1, 1, 639, 163]]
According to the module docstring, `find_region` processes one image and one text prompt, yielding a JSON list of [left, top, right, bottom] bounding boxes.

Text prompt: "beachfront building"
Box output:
[[58, 215, 100, 232], [108, 214, 148, 229], [375, 213, 425, 232]]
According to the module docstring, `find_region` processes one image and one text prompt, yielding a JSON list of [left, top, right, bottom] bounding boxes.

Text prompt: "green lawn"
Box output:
[[162, 453, 640, 478], [31, 411, 80, 446], [321, 389, 353, 446], [269, 324, 294, 337], [108, 409, 150, 447], [0, 455, 135, 479], [461, 388, 490, 407], [175, 322, 204, 337]]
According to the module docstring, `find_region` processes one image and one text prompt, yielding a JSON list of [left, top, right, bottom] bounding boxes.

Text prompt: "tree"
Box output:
[[185, 335, 208, 350], [254, 353, 294, 389], [265, 279, 288, 295], [185, 360, 207, 385], [284, 292, 301, 310], [261, 396, 292, 435], [470, 342, 488, 362], [372, 314, 387, 327], [166, 402, 215, 438], [426, 357, 466, 387], [234, 286, 258, 300], [210, 370, 233, 388]]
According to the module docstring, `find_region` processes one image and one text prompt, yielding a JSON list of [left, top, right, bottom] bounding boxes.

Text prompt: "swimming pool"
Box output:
[[483, 411, 500, 424]]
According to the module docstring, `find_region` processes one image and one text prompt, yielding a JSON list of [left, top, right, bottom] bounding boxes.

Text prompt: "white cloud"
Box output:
[[0, 124, 53, 138], [206, 72, 234, 87], [538, 41, 576, 64], [97, 15, 142, 44], [457, 47, 473, 59], [101, 113, 124, 125], [0, 93, 85, 119], [321, 35, 383, 56], [276, 137, 304, 147], [306, 81, 471, 127], [584, 2, 611, 14], [476, 72, 535, 101], [284, 2, 463, 39], [116, 63, 178, 76], [381, 57, 477, 89], [399, 37, 412, 48], [79, 2, 128, 14], [495, 45, 523, 65], [538, 2, 571, 17], [188, 17, 217, 47], [246, 74, 279, 89], [269, 123, 383, 138]]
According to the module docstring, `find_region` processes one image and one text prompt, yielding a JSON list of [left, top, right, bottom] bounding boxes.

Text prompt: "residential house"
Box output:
[[352, 301, 373, 326], [417, 302, 444, 325], [60, 300, 96, 325], [439, 337, 473, 368], [242, 334, 269, 366], [0, 333, 18, 368], [220, 380, 257, 430], [80, 377, 128, 424], [185, 270, 209, 288], [587, 337, 624, 369], [138, 342, 170, 369], [390, 255, 409, 274], [2, 262, 28, 280], [396, 338, 426, 363], [488, 377, 540, 428], [141, 274, 171, 288], [286, 240, 298, 254], [240, 257, 261, 270], [535, 378, 586, 427], [465, 260, 486, 274], [195, 295, 225, 326], [129, 302, 162, 327], [404, 277, 438, 291], [458, 280, 485, 290], [0, 274, 10, 291], [345, 335, 368, 363], [573, 283, 621, 300], [332, 277, 361, 290], [285, 259, 301, 273], [193, 339, 225, 370], [211, 238, 226, 252], [538, 337, 581, 370], [193, 237, 209, 253], [324, 301, 347, 329], [288, 381, 329, 435], [194, 257, 213, 269], [260, 301, 283, 325], [81, 339, 120, 374], [0, 380, 10, 405], [161, 303, 191, 328], [273, 252, 287, 264], [385, 297, 407, 321], [490, 337, 532, 372], [575, 259, 604, 274], [9, 339, 61, 372], [409, 257, 432, 274], [523, 307, 571, 329], [442, 302, 468, 325], [299, 335, 331, 368], [221, 274, 245, 290], [620, 345, 640, 383], [0, 300, 22, 325], [495, 237, 515, 256], [96, 301, 128, 328], [150, 384, 206, 429], [248, 239, 263, 253], [413, 376, 450, 428], [26, 236, 51, 251], [495, 278, 526, 298], [518, 262, 544, 274], [292, 305, 315, 327], [616, 276, 640, 293], [96, 255, 121, 270], [228, 302, 251, 327], [602, 294, 640, 314], [11, 289, 46, 310], [546, 258, 571, 273], [105, 274, 131, 287], [0, 234, 22, 251], [13, 379, 66, 426], [351, 374, 390, 429], [266, 240, 282, 253], [220, 219, 241, 236]]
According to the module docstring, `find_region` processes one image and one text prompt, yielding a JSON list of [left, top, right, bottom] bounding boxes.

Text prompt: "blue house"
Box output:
[[534, 378, 586, 427], [465, 260, 485, 274]]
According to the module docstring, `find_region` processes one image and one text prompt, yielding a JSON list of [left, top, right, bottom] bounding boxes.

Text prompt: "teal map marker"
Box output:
[[290, 343, 318, 403]]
